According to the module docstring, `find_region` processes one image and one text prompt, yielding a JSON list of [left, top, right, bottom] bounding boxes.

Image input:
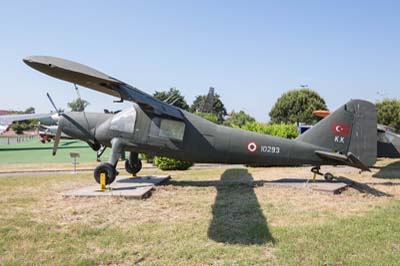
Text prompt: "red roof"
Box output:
[[0, 110, 13, 115]]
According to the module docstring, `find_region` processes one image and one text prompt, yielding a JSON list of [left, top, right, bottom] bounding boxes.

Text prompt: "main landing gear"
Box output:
[[93, 138, 143, 186], [311, 166, 335, 182], [125, 152, 142, 175]]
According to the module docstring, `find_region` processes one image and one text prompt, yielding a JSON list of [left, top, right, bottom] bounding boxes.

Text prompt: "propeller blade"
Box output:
[[46, 93, 59, 114], [52, 125, 62, 156]]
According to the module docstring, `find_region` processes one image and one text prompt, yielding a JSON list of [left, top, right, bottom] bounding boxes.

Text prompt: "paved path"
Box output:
[[0, 163, 244, 177]]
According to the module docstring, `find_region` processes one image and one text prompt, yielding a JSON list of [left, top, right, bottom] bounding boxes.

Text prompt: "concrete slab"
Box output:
[[63, 175, 171, 199], [263, 178, 348, 194]]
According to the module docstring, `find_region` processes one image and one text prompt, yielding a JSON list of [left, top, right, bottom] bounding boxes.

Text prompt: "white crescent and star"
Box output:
[[335, 125, 343, 132]]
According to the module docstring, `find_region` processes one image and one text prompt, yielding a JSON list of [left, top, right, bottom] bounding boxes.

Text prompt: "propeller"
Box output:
[[52, 125, 62, 156], [46, 89, 100, 156], [47, 93, 61, 114]]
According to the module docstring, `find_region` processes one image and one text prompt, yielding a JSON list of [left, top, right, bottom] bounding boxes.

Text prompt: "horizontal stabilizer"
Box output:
[[315, 150, 370, 171]]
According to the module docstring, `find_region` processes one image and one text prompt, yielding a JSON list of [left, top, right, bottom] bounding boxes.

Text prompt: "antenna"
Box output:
[[74, 84, 82, 99]]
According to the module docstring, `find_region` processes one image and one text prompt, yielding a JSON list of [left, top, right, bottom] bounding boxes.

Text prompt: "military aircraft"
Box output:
[[38, 124, 72, 143], [23, 56, 377, 184]]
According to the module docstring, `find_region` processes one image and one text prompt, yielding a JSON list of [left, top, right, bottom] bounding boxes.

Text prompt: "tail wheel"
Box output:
[[125, 158, 142, 175], [94, 162, 117, 185], [324, 172, 334, 182]]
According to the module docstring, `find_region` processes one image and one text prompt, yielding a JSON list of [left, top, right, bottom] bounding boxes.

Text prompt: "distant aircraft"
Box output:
[[0, 113, 56, 134], [38, 124, 71, 143], [24, 56, 377, 185]]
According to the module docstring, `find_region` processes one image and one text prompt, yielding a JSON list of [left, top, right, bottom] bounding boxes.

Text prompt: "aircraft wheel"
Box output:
[[125, 158, 142, 175], [94, 162, 117, 185], [324, 172, 334, 182]]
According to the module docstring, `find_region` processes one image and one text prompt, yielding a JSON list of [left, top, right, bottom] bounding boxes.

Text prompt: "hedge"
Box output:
[[154, 156, 193, 170], [241, 122, 298, 139]]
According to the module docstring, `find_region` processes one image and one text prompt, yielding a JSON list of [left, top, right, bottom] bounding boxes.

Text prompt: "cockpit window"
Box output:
[[110, 107, 136, 133]]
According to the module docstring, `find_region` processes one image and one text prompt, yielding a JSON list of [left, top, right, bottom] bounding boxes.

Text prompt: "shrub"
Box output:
[[241, 122, 299, 139], [139, 153, 154, 164], [154, 156, 193, 170]]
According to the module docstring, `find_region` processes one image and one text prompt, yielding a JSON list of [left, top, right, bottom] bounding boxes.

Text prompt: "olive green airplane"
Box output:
[[23, 56, 377, 185]]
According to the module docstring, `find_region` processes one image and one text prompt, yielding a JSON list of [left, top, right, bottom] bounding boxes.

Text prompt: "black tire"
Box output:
[[324, 172, 334, 182], [125, 158, 142, 175], [94, 162, 117, 185]]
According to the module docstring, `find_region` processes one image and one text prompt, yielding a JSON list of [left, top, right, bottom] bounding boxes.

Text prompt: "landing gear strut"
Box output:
[[125, 152, 142, 175], [311, 166, 335, 182], [93, 138, 124, 185]]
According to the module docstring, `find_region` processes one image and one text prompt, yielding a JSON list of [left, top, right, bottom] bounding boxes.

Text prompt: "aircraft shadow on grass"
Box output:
[[334, 176, 391, 197], [60, 140, 80, 146], [372, 160, 400, 179], [167, 168, 274, 245]]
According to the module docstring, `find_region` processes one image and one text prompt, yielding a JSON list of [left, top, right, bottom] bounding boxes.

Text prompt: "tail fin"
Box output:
[[296, 99, 377, 167]]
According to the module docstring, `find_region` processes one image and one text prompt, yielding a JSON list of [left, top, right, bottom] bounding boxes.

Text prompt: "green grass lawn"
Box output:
[[1, 166, 400, 265], [0, 138, 110, 164]]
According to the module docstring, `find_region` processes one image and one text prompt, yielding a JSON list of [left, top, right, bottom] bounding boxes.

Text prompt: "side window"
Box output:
[[150, 117, 185, 141], [159, 119, 185, 140]]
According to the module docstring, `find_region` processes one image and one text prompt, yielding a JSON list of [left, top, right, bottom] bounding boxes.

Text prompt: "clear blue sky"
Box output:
[[0, 1, 399, 121]]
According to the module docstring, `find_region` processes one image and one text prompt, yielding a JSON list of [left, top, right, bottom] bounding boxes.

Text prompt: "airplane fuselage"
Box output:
[[61, 104, 327, 167]]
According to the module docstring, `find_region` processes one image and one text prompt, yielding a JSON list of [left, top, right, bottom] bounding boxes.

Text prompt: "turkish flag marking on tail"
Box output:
[[332, 122, 351, 136]]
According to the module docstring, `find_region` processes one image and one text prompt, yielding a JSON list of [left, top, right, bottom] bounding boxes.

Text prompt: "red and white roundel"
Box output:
[[247, 142, 257, 152]]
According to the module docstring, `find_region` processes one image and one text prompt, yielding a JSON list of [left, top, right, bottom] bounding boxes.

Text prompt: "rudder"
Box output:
[[296, 99, 377, 167]]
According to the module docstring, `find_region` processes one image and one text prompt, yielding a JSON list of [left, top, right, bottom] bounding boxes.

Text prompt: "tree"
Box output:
[[68, 98, 89, 112], [194, 112, 219, 124], [24, 107, 35, 114], [223, 110, 255, 128], [10, 107, 37, 134], [376, 98, 400, 132], [190, 94, 227, 123], [269, 88, 327, 124], [153, 88, 189, 110]]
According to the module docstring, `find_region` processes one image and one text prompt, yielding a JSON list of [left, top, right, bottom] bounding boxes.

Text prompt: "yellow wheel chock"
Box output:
[[95, 172, 110, 192]]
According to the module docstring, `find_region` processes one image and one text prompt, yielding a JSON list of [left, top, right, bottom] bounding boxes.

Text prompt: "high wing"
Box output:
[[23, 56, 183, 120]]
